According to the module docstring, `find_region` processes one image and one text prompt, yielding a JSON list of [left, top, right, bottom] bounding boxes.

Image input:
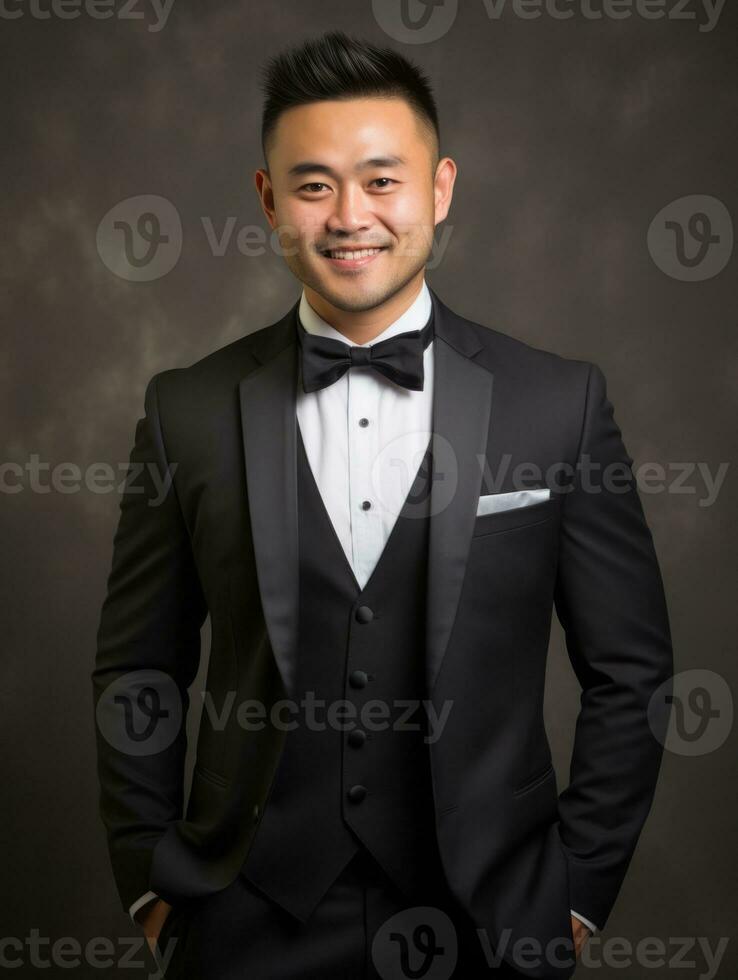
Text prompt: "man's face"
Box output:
[[255, 97, 455, 313]]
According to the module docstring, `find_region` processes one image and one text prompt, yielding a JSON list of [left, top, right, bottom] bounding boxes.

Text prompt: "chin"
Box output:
[[321, 284, 396, 314]]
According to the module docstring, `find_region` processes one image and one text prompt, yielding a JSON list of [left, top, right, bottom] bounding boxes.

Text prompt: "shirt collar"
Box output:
[[298, 280, 432, 348]]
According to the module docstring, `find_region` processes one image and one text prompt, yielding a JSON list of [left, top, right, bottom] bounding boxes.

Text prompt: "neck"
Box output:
[[303, 272, 425, 345]]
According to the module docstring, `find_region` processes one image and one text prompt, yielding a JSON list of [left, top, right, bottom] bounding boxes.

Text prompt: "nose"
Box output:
[[325, 184, 372, 236]]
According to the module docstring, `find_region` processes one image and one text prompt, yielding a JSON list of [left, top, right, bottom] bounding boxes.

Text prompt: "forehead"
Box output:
[[269, 97, 429, 168]]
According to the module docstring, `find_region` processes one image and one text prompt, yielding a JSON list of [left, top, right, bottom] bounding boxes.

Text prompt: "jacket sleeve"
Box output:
[[91, 372, 207, 913], [553, 362, 673, 931]]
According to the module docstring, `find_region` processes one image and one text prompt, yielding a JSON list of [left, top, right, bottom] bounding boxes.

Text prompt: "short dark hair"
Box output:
[[260, 31, 440, 165]]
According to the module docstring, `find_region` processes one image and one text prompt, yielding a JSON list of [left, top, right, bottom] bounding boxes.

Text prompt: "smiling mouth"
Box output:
[[319, 246, 388, 259]]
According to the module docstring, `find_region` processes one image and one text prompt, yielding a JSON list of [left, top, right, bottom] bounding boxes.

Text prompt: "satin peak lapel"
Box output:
[[238, 307, 301, 699], [425, 290, 494, 692]]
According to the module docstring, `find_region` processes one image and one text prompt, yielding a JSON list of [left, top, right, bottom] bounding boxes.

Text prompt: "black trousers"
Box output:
[[153, 849, 524, 980]]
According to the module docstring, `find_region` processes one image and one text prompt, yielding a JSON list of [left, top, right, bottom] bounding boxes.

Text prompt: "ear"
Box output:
[[433, 157, 458, 226], [254, 169, 278, 229]]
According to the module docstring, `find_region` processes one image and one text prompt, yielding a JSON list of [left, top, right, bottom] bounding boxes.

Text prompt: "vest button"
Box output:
[[252, 803, 260, 824], [348, 728, 367, 748], [349, 670, 368, 689], [347, 784, 367, 804], [355, 605, 374, 623]]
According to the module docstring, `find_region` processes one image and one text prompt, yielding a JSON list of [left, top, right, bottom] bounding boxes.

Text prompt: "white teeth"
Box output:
[[327, 248, 382, 260]]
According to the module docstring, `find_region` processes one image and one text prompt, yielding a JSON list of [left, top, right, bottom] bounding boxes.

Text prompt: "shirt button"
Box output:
[[252, 804, 260, 824], [348, 729, 367, 748], [359, 418, 369, 427], [355, 606, 374, 624], [349, 669, 368, 689], [347, 784, 367, 804], [361, 500, 372, 510]]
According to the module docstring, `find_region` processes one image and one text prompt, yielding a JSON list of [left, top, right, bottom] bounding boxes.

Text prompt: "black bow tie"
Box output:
[[296, 310, 434, 394]]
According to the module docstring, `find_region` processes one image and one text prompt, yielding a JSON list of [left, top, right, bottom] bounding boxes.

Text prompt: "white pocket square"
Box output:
[[476, 488, 551, 517]]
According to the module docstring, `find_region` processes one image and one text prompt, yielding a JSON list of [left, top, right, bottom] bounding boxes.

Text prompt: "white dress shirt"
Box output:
[[296, 280, 434, 588], [129, 277, 598, 936]]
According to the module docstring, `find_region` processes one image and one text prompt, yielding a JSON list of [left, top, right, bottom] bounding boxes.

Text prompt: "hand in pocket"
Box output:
[[139, 898, 174, 957]]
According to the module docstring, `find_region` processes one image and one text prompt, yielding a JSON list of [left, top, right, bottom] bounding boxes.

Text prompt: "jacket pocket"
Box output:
[[472, 498, 556, 538], [154, 903, 181, 957], [193, 763, 229, 788], [513, 761, 555, 796]]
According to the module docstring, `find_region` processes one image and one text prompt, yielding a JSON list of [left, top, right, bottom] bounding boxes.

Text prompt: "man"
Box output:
[[92, 30, 673, 980]]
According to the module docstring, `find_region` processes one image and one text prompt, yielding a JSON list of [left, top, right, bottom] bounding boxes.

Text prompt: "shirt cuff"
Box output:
[[570, 909, 598, 934], [129, 890, 159, 925]]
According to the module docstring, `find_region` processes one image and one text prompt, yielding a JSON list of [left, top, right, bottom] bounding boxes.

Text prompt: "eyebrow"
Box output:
[[287, 156, 407, 178]]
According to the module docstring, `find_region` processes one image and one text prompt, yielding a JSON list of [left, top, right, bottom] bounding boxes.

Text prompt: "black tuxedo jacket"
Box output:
[[92, 287, 673, 979]]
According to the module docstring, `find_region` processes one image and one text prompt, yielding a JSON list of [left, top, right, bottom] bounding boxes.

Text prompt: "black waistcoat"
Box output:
[[240, 419, 445, 921]]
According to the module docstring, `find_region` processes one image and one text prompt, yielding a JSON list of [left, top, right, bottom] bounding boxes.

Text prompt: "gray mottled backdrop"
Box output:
[[1, 1, 735, 976]]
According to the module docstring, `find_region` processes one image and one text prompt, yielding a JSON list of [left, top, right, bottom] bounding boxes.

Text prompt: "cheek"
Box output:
[[273, 200, 325, 245], [381, 191, 433, 238]]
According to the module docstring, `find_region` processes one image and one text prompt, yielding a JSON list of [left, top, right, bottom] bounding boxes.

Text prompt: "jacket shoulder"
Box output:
[[146, 313, 294, 409], [454, 308, 596, 389]]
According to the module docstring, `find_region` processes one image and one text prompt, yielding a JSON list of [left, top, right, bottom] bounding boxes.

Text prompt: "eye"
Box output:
[[370, 178, 397, 189], [299, 182, 330, 194]]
